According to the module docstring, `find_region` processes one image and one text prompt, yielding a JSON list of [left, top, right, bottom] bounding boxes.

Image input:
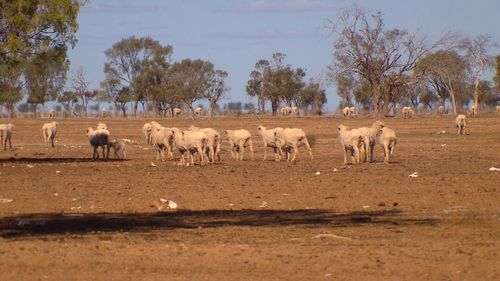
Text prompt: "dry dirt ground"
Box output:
[[0, 115, 499, 281]]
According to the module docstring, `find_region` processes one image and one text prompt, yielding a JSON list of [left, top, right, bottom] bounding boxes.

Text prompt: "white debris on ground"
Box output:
[[489, 167, 500, 171], [408, 172, 419, 178], [315, 171, 321, 176], [0, 198, 14, 203], [156, 199, 178, 210]]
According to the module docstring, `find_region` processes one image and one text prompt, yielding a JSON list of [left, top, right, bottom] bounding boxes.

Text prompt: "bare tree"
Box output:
[[70, 67, 93, 117]]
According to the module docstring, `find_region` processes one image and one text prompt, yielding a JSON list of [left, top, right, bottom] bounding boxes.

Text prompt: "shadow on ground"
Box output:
[[0, 209, 437, 239], [0, 157, 125, 163]]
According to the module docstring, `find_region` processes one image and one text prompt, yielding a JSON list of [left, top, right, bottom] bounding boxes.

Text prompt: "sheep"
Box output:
[[42, 121, 58, 148], [496, 105, 500, 113], [108, 139, 127, 159], [357, 120, 385, 163], [193, 107, 203, 118], [150, 125, 175, 161], [85, 127, 110, 160], [223, 129, 254, 161], [257, 125, 284, 161], [468, 105, 477, 118], [142, 123, 153, 145], [100, 109, 111, 118], [0, 123, 15, 150], [48, 109, 56, 119], [342, 107, 351, 118], [96, 122, 108, 130], [438, 105, 445, 116], [173, 107, 181, 117], [188, 125, 221, 163], [349, 106, 356, 117], [292, 106, 299, 116], [402, 107, 414, 119], [170, 128, 208, 165], [274, 128, 313, 162], [281, 106, 291, 116], [455, 114, 467, 135], [376, 126, 397, 163], [337, 124, 364, 165]]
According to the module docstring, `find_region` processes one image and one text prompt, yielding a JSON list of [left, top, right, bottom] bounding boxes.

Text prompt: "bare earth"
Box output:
[[0, 115, 499, 281]]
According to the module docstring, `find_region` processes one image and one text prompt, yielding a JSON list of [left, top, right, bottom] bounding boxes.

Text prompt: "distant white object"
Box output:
[[150, 162, 157, 167], [0, 198, 14, 203], [408, 172, 419, 178], [158, 199, 178, 210], [315, 171, 321, 176], [489, 167, 500, 171]]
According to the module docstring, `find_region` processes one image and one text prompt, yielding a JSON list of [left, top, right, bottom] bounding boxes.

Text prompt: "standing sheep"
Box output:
[[496, 105, 500, 113], [108, 139, 127, 159], [150, 125, 175, 161], [337, 124, 364, 165], [173, 107, 182, 117], [42, 121, 58, 148], [86, 127, 110, 160], [342, 107, 351, 119], [468, 105, 477, 118], [170, 128, 208, 165], [188, 125, 221, 163], [455, 114, 467, 135], [281, 106, 291, 116], [357, 120, 385, 163], [274, 128, 313, 162], [223, 129, 254, 161], [193, 107, 203, 118], [257, 125, 284, 161], [48, 109, 56, 119], [142, 122, 153, 145], [402, 107, 414, 119], [96, 122, 108, 130], [0, 123, 15, 150], [438, 105, 445, 116], [376, 127, 397, 163]]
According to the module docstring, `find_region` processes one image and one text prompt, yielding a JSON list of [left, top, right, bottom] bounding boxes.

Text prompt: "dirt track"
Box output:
[[0, 115, 499, 280]]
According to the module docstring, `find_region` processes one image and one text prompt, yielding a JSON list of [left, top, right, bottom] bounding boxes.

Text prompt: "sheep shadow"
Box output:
[[0, 157, 126, 164], [0, 209, 437, 239]]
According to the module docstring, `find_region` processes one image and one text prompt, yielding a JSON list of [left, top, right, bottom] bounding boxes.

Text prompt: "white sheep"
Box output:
[[150, 125, 175, 161], [357, 120, 385, 163], [173, 107, 182, 117], [170, 128, 208, 165], [274, 128, 313, 162], [337, 124, 364, 165], [402, 107, 414, 119], [101, 109, 111, 118], [193, 107, 203, 118], [342, 107, 351, 118], [48, 109, 56, 119], [257, 125, 284, 161], [496, 105, 500, 113], [468, 105, 477, 118], [223, 129, 254, 161], [292, 106, 299, 116], [188, 125, 221, 163], [438, 105, 445, 116], [96, 122, 108, 130], [142, 122, 153, 145], [0, 123, 15, 150], [42, 121, 58, 148], [349, 106, 356, 117], [376, 126, 397, 163], [455, 114, 467, 135], [85, 127, 110, 160], [281, 106, 291, 116], [108, 139, 127, 159]]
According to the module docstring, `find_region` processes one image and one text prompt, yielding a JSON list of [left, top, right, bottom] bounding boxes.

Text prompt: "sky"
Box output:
[[67, 0, 500, 111]]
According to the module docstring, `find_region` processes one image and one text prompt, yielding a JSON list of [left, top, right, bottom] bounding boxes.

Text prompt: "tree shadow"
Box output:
[[0, 157, 126, 164], [0, 209, 437, 239]]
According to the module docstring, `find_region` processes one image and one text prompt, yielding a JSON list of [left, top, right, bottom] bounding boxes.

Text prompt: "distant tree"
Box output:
[[224, 102, 242, 114], [0, 59, 23, 118], [70, 67, 96, 117], [493, 55, 500, 92], [419, 88, 439, 110], [476, 80, 496, 106], [298, 79, 327, 115], [100, 79, 133, 117], [243, 102, 255, 112], [332, 73, 355, 107], [327, 6, 453, 116], [246, 60, 269, 114], [204, 69, 229, 119], [57, 91, 79, 117], [103, 36, 173, 117]]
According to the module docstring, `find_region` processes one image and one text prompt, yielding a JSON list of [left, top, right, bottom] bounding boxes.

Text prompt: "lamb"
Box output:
[[170, 128, 208, 165], [357, 120, 385, 163], [257, 125, 284, 161], [376, 126, 397, 163], [188, 125, 221, 163], [85, 127, 110, 160], [223, 129, 254, 161], [0, 123, 15, 150], [274, 128, 313, 162], [108, 139, 127, 159], [337, 124, 364, 165], [42, 121, 58, 148], [48, 109, 56, 119], [342, 107, 351, 118], [455, 114, 467, 135]]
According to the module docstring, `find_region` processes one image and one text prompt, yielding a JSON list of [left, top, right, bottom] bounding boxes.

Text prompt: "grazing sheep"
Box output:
[[274, 128, 313, 162], [48, 109, 56, 119], [85, 127, 110, 160], [223, 129, 254, 161], [455, 114, 467, 135], [0, 123, 15, 150], [188, 125, 221, 163], [150, 125, 175, 161], [42, 121, 58, 148], [257, 125, 284, 161], [376, 127, 397, 163], [342, 107, 351, 119], [173, 107, 182, 117], [337, 124, 364, 165], [402, 107, 414, 119], [281, 106, 291, 116], [468, 105, 477, 118], [357, 120, 385, 163], [96, 122, 108, 130], [193, 107, 203, 118], [142, 123, 153, 145], [108, 139, 127, 159], [170, 128, 208, 165], [438, 105, 445, 116]]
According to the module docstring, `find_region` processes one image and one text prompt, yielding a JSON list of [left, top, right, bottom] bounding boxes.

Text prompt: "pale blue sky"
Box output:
[[67, 0, 500, 110]]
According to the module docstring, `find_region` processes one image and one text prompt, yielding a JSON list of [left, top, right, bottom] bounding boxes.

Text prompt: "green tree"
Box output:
[[204, 69, 229, 119], [57, 90, 79, 117], [493, 55, 500, 92], [298, 80, 327, 115], [103, 36, 173, 117], [0, 58, 23, 118]]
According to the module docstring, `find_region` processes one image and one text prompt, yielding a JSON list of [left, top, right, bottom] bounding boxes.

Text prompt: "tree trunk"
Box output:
[[449, 89, 458, 115], [474, 76, 480, 110], [208, 102, 215, 119]]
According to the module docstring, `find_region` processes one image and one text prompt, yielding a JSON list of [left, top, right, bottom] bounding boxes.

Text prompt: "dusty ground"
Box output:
[[0, 115, 499, 281]]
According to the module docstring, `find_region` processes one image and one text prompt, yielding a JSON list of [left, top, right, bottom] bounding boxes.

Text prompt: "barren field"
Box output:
[[0, 115, 499, 281]]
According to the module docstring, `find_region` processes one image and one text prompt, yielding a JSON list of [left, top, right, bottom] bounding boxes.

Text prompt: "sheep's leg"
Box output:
[[273, 147, 280, 161], [343, 147, 348, 165], [383, 142, 390, 163], [197, 147, 205, 165], [208, 144, 215, 163], [303, 138, 313, 160], [51, 137, 55, 148], [248, 139, 254, 161], [238, 141, 246, 161], [290, 144, 298, 162], [369, 142, 375, 162], [263, 143, 267, 161]]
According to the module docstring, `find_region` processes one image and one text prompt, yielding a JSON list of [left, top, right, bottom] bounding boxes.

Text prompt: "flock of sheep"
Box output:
[[0, 111, 476, 165]]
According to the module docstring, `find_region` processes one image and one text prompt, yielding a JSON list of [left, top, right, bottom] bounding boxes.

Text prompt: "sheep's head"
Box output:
[[85, 127, 93, 136], [337, 124, 348, 131], [372, 121, 385, 131]]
